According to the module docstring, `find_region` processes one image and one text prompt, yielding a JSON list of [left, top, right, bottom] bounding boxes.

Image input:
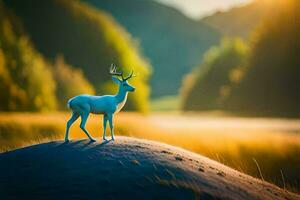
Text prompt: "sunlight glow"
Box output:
[[155, 0, 253, 19]]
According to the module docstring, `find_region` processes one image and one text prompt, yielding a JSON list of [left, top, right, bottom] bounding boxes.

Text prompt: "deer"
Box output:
[[64, 64, 135, 142]]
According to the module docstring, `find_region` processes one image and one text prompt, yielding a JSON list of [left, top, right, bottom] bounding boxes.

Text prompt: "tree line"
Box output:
[[0, 0, 151, 112], [182, 0, 300, 117]]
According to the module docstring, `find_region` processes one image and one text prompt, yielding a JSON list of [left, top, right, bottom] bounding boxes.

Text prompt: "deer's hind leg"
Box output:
[[80, 113, 96, 142], [65, 112, 80, 142]]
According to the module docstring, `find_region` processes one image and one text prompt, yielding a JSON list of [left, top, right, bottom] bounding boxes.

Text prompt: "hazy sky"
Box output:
[[155, 0, 252, 19]]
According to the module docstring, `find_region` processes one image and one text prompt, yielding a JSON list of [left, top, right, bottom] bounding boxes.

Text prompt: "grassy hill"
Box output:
[[201, 0, 273, 38], [86, 0, 220, 97], [4, 0, 151, 112]]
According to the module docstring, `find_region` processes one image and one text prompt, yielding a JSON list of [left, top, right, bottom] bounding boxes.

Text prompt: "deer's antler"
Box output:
[[123, 70, 135, 81], [110, 64, 124, 80], [110, 64, 135, 81]]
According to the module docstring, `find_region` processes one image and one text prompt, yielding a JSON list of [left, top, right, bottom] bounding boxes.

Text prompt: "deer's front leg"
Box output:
[[108, 114, 115, 140], [102, 114, 108, 140]]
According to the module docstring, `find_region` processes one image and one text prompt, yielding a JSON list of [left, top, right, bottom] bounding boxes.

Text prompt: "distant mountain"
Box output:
[[4, 0, 151, 112], [87, 0, 220, 97], [201, 0, 273, 38]]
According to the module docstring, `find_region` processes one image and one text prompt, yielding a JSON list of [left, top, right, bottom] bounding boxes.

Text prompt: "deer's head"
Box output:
[[110, 64, 136, 92]]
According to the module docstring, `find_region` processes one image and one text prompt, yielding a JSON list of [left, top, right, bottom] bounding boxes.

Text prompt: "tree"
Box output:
[[181, 38, 248, 111], [226, 0, 300, 117], [5, 0, 151, 113], [0, 3, 57, 111], [53, 55, 95, 110]]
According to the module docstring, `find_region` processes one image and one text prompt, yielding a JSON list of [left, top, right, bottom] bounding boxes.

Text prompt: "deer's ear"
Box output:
[[112, 77, 120, 84]]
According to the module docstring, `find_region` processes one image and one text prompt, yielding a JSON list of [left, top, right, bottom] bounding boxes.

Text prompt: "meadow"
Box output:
[[0, 112, 299, 193]]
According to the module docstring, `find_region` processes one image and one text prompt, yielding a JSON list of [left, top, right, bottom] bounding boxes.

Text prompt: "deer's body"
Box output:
[[65, 65, 135, 142], [68, 92, 127, 115]]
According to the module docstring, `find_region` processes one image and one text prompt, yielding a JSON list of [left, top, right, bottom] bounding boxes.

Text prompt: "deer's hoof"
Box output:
[[111, 137, 115, 141], [103, 138, 107, 141], [90, 138, 96, 142], [64, 139, 69, 143]]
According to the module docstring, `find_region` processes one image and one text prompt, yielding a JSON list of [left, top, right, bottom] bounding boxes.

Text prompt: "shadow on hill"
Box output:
[[0, 137, 297, 200]]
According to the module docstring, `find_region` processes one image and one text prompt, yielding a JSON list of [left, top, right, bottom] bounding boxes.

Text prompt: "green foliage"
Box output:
[[5, 0, 151, 113], [0, 48, 11, 109], [52, 55, 95, 110], [226, 0, 300, 117], [181, 38, 248, 111], [0, 3, 57, 111], [86, 0, 220, 97], [183, 0, 300, 117]]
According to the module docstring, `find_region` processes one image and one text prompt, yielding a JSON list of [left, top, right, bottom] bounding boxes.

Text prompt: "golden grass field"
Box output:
[[0, 112, 299, 192]]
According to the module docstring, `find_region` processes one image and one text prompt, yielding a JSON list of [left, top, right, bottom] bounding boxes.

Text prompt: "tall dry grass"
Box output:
[[0, 112, 299, 192]]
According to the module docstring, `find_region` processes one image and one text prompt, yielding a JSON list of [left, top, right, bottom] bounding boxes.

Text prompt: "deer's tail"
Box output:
[[67, 98, 74, 109]]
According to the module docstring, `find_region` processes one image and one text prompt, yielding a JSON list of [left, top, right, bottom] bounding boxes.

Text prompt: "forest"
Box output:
[[1, 0, 298, 117], [182, 0, 300, 117], [1, 0, 151, 113]]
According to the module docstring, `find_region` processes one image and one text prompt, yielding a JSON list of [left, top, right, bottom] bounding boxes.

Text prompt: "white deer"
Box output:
[[65, 64, 135, 142]]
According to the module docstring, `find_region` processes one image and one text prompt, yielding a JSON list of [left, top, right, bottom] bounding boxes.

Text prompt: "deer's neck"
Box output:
[[115, 88, 128, 104]]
